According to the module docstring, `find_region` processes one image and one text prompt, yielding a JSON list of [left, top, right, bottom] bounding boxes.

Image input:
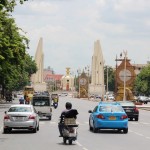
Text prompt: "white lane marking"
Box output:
[[130, 122, 139, 125], [76, 141, 89, 150], [76, 141, 82, 147], [134, 132, 144, 136], [82, 148, 88, 150], [141, 122, 150, 125], [129, 130, 133, 133]]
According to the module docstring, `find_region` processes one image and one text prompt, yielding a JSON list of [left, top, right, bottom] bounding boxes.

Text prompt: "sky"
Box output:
[[12, 0, 150, 75]]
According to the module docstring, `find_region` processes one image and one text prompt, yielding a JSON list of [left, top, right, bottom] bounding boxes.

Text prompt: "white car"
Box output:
[[108, 95, 115, 100], [61, 93, 68, 96], [3, 104, 39, 133]]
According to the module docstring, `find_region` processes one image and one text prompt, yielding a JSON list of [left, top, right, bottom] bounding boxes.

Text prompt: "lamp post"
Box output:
[[85, 65, 90, 99], [123, 50, 127, 101], [106, 65, 108, 93], [77, 69, 81, 98]]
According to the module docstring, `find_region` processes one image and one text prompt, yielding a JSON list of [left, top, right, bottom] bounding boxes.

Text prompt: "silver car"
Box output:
[[3, 104, 39, 133]]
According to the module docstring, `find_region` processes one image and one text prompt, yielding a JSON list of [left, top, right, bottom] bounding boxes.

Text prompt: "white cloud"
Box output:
[[12, 0, 150, 74], [27, 1, 59, 14], [114, 0, 150, 12]]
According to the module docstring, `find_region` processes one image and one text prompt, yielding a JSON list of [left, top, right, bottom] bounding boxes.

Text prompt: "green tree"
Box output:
[[0, 1, 37, 96], [104, 66, 115, 92], [134, 64, 150, 96], [0, 0, 28, 12]]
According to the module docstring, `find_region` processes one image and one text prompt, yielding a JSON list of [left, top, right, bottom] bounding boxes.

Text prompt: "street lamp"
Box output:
[[85, 65, 90, 99], [123, 50, 127, 101], [77, 69, 81, 98], [106, 65, 108, 93]]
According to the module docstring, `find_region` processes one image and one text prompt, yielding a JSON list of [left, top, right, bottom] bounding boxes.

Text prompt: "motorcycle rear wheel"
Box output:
[[63, 137, 67, 144]]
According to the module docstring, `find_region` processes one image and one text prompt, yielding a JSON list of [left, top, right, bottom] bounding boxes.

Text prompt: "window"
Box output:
[[33, 98, 50, 106], [8, 107, 31, 112], [99, 105, 123, 112], [93, 106, 98, 112]]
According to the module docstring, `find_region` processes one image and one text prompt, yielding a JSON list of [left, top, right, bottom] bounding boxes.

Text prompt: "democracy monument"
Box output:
[[89, 40, 105, 97]]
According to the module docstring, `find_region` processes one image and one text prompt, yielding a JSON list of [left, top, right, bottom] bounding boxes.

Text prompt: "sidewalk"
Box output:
[[0, 98, 5, 104]]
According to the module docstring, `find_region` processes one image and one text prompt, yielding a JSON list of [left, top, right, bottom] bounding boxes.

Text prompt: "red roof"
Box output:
[[44, 74, 63, 81]]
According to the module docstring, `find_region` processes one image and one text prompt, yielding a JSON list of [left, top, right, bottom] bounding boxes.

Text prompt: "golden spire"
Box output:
[[66, 67, 70, 76]]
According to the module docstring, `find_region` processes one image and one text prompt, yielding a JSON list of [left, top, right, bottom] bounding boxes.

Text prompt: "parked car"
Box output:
[[137, 96, 149, 104], [117, 101, 139, 121], [3, 104, 39, 133], [88, 101, 128, 133], [61, 92, 68, 96], [108, 95, 115, 100]]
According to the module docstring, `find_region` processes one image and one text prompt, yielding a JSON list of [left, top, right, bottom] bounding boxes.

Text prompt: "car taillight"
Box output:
[[97, 114, 105, 119], [29, 115, 35, 119], [4, 115, 10, 120], [134, 107, 139, 112], [121, 115, 128, 120]]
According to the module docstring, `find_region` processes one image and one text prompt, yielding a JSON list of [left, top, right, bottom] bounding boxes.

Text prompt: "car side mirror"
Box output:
[[4, 111, 7, 114], [88, 110, 92, 113]]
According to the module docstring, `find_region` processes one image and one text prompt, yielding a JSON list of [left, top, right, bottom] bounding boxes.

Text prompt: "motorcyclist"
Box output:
[[25, 95, 30, 104], [19, 97, 25, 104], [58, 102, 78, 137], [53, 97, 58, 103]]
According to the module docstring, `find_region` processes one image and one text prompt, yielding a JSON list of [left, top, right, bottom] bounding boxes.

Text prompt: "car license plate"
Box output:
[[126, 110, 131, 112], [109, 116, 116, 120], [15, 117, 23, 121]]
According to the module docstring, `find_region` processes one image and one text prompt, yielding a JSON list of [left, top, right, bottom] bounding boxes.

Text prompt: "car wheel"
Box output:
[[89, 120, 93, 131], [37, 124, 39, 131], [135, 117, 139, 121], [48, 116, 51, 120], [69, 140, 72, 145], [123, 128, 128, 134], [32, 126, 37, 133], [93, 122, 98, 133], [3, 128, 8, 134]]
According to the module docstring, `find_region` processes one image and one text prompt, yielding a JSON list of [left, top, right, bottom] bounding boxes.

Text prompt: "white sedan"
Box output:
[[3, 104, 39, 133]]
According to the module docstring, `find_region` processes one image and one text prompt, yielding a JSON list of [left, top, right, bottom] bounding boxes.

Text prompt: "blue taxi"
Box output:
[[88, 101, 128, 133]]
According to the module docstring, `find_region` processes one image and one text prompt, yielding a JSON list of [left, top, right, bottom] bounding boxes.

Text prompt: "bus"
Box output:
[[23, 86, 34, 100]]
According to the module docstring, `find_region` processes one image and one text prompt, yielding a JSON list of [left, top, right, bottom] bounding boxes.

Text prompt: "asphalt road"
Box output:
[[0, 97, 150, 150]]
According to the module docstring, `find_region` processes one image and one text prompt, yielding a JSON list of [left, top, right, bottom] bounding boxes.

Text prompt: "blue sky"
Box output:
[[12, 0, 150, 74]]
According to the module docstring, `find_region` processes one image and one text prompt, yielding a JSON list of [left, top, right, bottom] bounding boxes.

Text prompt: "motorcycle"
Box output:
[[19, 101, 24, 104], [53, 102, 58, 109], [61, 118, 79, 145]]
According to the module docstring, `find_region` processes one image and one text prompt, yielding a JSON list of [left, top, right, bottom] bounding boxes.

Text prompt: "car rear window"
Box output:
[[8, 107, 32, 112], [32, 98, 50, 106], [120, 102, 135, 106], [99, 105, 124, 112]]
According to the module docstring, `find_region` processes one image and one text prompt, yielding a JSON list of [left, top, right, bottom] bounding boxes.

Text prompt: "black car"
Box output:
[[117, 101, 139, 121], [137, 96, 149, 104]]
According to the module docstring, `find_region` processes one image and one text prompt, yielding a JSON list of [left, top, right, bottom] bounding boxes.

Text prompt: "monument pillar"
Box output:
[[89, 40, 105, 97], [32, 37, 44, 83]]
